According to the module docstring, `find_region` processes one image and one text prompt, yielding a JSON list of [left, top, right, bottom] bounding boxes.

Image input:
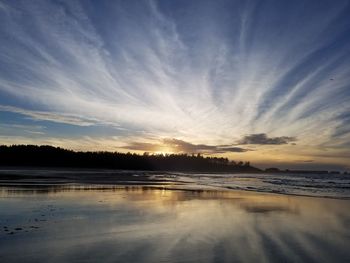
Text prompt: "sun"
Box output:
[[154, 151, 173, 155], [154, 151, 166, 155], [154, 147, 175, 155]]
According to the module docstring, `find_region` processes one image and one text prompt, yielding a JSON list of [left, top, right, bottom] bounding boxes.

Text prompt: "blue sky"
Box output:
[[0, 0, 350, 170]]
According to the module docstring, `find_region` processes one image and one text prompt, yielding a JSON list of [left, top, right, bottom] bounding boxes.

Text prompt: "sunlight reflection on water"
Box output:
[[0, 186, 350, 263]]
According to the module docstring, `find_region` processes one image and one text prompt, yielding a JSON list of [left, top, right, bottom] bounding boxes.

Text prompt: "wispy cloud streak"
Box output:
[[0, 105, 96, 126]]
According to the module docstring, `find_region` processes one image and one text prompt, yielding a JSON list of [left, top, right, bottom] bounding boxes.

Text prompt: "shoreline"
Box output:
[[1, 181, 350, 201], [1, 167, 350, 200], [0, 165, 347, 175]]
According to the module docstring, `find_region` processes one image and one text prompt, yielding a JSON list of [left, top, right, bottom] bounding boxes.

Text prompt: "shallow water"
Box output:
[[162, 172, 350, 198], [1, 185, 350, 263], [1, 168, 350, 198]]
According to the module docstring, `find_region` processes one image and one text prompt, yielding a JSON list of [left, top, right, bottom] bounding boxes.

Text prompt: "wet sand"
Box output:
[[0, 168, 178, 185], [1, 184, 350, 263]]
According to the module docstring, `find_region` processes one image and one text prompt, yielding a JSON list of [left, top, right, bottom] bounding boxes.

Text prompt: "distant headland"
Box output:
[[0, 145, 259, 173], [0, 145, 347, 174]]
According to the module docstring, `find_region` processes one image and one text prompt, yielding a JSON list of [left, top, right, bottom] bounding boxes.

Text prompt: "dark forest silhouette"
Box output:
[[0, 145, 261, 172]]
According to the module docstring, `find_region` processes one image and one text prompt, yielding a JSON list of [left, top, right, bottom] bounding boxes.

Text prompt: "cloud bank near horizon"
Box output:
[[123, 138, 251, 154], [237, 133, 297, 145]]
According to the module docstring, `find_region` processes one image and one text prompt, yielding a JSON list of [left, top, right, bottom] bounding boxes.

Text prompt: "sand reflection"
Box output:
[[0, 186, 350, 262]]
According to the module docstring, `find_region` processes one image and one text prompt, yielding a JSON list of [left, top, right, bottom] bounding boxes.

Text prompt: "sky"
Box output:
[[0, 0, 350, 171]]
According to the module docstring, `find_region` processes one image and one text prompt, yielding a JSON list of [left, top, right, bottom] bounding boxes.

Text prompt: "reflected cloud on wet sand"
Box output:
[[0, 186, 350, 262]]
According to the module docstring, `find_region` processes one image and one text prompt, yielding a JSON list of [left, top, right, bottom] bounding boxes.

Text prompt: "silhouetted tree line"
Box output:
[[0, 145, 261, 172]]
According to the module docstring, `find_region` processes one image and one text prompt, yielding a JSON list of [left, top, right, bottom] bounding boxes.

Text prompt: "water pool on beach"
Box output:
[[1, 185, 350, 263]]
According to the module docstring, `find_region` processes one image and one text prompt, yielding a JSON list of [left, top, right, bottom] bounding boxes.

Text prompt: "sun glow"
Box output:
[[154, 150, 174, 155]]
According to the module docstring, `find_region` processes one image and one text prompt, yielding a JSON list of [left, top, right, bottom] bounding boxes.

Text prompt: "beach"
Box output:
[[2, 1, 350, 262], [1, 169, 350, 262]]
